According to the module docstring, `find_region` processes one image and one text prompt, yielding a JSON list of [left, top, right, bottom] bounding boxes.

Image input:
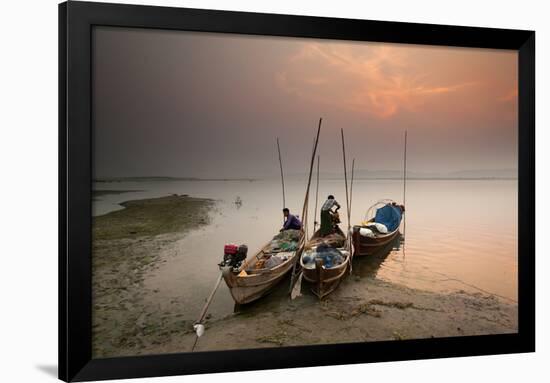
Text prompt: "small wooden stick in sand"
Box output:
[[191, 272, 223, 352]]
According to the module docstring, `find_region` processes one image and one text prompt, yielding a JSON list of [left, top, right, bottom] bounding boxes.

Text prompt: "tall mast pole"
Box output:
[[402, 130, 408, 237], [276, 137, 286, 215], [313, 155, 320, 232], [341, 129, 351, 233]]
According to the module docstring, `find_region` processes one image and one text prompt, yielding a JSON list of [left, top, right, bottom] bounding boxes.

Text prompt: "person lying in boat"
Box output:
[[281, 208, 302, 231], [320, 195, 341, 236]]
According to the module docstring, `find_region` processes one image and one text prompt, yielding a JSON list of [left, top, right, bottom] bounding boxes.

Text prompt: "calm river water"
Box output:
[[93, 178, 518, 318]]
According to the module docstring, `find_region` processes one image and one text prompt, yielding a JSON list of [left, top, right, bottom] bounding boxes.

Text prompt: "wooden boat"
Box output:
[[352, 200, 403, 257], [299, 226, 350, 299], [221, 230, 304, 305], [220, 118, 323, 305]]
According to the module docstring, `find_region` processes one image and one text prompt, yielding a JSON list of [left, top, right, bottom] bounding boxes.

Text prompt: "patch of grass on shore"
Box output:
[[92, 194, 215, 357], [93, 195, 214, 241]]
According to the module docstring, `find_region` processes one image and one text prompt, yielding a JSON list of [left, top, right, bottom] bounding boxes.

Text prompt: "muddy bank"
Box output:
[[139, 277, 518, 354], [92, 194, 517, 358], [92, 194, 214, 357]]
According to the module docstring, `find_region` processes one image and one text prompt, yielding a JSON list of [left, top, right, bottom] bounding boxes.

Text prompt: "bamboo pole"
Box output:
[[191, 272, 223, 351], [304, 138, 316, 240], [340, 128, 350, 232], [301, 119, 322, 227], [277, 137, 286, 217], [348, 158, 356, 272], [313, 155, 320, 233], [402, 130, 408, 237], [289, 118, 322, 294], [349, 158, 355, 222]]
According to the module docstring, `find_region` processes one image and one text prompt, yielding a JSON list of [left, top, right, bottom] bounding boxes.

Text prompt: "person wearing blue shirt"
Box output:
[[281, 208, 302, 231]]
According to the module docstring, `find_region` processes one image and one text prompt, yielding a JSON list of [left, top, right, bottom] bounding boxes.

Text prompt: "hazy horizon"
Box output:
[[93, 27, 518, 179], [93, 167, 518, 181]]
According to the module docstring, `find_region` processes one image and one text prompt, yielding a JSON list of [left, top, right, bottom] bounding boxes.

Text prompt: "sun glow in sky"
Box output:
[[274, 40, 519, 143], [277, 42, 517, 122], [94, 28, 518, 178]]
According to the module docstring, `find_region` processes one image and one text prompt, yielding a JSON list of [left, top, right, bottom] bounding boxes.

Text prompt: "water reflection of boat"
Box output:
[[221, 230, 305, 305], [299, 226, 350, 300], [352, 199, 404, 257], [351, 234, 402, 279]]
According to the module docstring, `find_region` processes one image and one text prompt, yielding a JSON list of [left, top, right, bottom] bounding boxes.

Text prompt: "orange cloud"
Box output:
[[277, 43, 477, 119]]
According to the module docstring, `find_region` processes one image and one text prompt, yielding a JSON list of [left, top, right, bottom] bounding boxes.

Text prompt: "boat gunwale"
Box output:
[[354, 228, 400, 244]]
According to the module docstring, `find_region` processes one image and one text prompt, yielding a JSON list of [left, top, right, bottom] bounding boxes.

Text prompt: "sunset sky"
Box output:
[[93, 27, 518, 178]]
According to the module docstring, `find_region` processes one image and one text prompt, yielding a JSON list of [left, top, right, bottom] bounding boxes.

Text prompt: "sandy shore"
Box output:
[[186, 278, 517, 352], [92, 194, 214, 357], [92, 194, 517, 358]]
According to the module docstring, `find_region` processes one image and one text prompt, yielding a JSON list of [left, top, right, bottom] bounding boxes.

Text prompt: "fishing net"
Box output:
[[302, 245, 348, 269], [250, 230, 302, 271], [305, 232, 346, 249], [268, 229, 301, 252], [272, 229, 301, 242]]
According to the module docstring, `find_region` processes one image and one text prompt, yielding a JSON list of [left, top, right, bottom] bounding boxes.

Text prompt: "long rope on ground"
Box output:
[[426, 268, 518, 304]]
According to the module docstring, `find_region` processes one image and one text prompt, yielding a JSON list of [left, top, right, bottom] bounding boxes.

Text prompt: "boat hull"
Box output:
[[221, 259, 296, 304], [301, 259, 348, 299], [300, 227, 349, 299], [221, 231, 304, 305], [352, 228, 400, 257]]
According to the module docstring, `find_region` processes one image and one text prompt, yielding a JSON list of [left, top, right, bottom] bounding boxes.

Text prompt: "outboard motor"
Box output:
[[219, 243, 248, 269]]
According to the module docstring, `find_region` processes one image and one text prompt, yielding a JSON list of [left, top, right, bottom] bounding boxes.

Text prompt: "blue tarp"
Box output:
[[374, 204, 402, 232]]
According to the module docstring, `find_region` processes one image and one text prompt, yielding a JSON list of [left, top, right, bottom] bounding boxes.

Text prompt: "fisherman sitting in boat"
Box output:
[[281, 208, 302, 231], [320, 195, 341, 236]]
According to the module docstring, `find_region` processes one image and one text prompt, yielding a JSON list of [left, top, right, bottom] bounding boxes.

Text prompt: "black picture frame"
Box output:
[[59, 1, 535, 381]]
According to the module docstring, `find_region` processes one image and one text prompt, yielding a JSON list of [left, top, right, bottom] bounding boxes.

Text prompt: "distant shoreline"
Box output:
[[94, 176, 256, 183], [94, 176, 517, 183], [322, 177, 518, 181]]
